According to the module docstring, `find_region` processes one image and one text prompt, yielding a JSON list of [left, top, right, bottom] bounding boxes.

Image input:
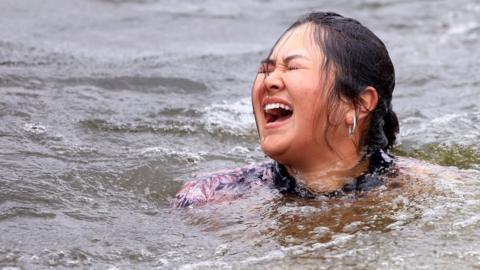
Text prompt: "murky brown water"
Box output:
[[1, 0, 480, 269]]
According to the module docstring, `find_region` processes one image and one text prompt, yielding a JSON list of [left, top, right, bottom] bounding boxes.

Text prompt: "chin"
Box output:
[[260, 139, 291, 164]]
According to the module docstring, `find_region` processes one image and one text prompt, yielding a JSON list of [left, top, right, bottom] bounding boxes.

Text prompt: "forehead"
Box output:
[[269, 23, 321, 60]]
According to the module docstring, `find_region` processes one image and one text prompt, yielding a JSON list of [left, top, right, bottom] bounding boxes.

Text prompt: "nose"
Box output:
[[263, 70, 285, 94]]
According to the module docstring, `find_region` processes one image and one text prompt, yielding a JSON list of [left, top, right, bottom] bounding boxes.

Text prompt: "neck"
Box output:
[[285, 153, 367, 193]]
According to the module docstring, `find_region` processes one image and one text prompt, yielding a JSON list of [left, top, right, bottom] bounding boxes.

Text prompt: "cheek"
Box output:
[[251, 77, 266, 125], [251, 76, 265, 100], [296, 90, 330, 139]]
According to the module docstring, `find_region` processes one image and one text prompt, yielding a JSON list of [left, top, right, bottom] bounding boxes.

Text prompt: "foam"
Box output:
[[202, 97, 256, 137], [139, 146, 205, 163]]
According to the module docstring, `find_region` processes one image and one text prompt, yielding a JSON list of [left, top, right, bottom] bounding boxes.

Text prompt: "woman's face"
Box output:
[[251, 24, 342, 169]]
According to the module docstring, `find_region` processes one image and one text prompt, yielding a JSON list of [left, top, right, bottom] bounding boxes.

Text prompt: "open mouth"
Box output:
[[264, 103, 293, 124]]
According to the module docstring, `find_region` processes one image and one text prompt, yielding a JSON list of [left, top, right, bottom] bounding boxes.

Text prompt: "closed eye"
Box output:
[[287, 66, 301, 71]]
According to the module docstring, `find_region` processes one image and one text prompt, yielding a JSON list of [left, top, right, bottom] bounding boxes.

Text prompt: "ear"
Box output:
[[345, 86, 378, 126], [357, 86, 378, 120]]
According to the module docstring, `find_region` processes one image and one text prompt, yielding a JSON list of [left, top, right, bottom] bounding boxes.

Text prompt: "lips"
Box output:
[[262, 98, 293, 125]]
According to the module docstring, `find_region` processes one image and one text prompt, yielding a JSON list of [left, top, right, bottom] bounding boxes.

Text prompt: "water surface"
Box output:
[[1, 0, 480, 269]]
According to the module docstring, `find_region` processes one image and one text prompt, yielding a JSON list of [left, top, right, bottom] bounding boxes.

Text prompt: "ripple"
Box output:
[[58, 76, 208, 93], [146, 107, 202, 118], [0, 101, 30, 118], [0, 206, 56, 221], [79, 98, 255, 137], [397, 71, 439, 88], [400, 111, 480, 149], [138, 146, 205, 163], [40, 249, 92, 268], [446, 21, 479, 35], [355, 0, 399, 10], [62, 210, 110, 222], [0, 41, 80, 68], [393, 143, 480, 169], [0, 75, 46, 89], [79, 118, 197, 135], [23, 123, 47, 135], [202, 97, 256, 138]]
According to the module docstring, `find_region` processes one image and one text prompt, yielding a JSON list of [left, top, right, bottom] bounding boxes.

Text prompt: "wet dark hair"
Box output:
[[267, 12, 399, 154]]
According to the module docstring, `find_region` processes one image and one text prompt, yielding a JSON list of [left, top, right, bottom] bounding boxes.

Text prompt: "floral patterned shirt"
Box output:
[[173, 150, 394, 208]]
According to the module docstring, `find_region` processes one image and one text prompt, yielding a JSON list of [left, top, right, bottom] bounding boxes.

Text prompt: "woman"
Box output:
[[173, 12, 399, 208]]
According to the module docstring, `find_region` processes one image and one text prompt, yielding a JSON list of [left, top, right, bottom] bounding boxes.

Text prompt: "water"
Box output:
[[1, 0, 480, 269]]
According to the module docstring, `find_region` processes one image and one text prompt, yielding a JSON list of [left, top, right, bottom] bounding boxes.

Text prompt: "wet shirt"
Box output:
[[173, 150, 394, 208]]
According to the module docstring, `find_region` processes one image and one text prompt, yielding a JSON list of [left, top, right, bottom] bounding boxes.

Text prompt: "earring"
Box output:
[[348, 115, 357, 137]]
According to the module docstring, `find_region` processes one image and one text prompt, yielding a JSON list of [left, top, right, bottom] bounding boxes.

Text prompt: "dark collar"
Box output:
[[272, 149, 394, 198]]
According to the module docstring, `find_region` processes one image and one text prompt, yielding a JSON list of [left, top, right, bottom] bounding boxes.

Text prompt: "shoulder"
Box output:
[[172, 161, 274, 208]]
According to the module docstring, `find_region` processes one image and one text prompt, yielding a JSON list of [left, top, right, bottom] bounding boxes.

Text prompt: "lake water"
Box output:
[[1, 0, 480, 269]]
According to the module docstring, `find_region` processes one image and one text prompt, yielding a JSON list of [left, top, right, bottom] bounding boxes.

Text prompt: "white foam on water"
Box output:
[[214, 244, 230, 257], [277, 205, 327, 215], [203, 97, 256, 137], [400, 111, 480, 145], [138, 146, 205, 163], [239, 249, 286, 266], [23, 123, 47, 134], [178, 260, 232, 270], [179, 245, 285, 269], [281, 233, 354, 257], [446, 21, 479, 35], [228, 145, 250, 154], [452, 214, 480, 229]]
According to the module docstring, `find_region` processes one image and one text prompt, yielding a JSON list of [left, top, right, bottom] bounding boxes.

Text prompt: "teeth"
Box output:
[[264, 103, 293, 112]]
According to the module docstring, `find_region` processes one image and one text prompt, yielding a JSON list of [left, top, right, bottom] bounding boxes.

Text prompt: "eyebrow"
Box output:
[[260, 54, 309, 66]]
